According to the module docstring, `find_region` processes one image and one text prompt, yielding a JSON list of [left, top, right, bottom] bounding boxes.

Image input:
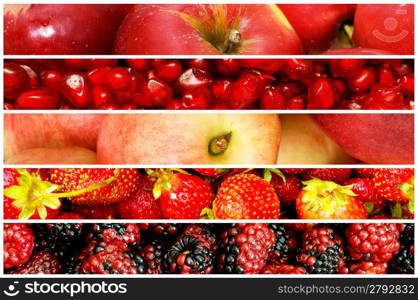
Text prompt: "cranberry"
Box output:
[[127, 59, 149, 71], [330, 59, 365, 78], [87, 66, 112, 85], [61, 72, 91, 108], [175, 68, 211, 94], [92, 85, 113, 108], [105, 67, 132, 91], [308, 78, 339, 109], [260, 86, 286, 109], [181, 87, 211, 109], [240, 59, 283, 74], [15, 88, 59, 109], [41, 70, 62, 91], [215, 59, 241, 77], [348, 66, 377, 94], [154, 60, 182, 82], [4, 63, 30, 99], [227, 70, 269, 109], [212, 79, 232, 103]]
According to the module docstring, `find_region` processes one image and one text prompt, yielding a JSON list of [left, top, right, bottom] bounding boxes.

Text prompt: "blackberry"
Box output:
[[217, 223, 276, 274], [181, 224, 218, 252], [164, 235, 214, 274], [399, 224, 414, 246], [268, 224, 298, 264], [140, 239, 165, 274], [297, 226, 347, 274], [261, 264, 307, 274], [10, 250, 62, 274], [90, 223, 140, 245], [391, 246, 414, 274], [147, 223, 183, 237], [348, 261, 388, 274], [33, 223, 84, 258]]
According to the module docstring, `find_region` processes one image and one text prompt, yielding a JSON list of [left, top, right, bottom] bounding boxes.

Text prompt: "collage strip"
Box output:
[[2, 1, 416, 280]]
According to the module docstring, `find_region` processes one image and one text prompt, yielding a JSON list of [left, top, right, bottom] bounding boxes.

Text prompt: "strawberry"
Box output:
[[118, 174, 163, 219], [4, 224, 35, 269], [49, 168, 140, 205], [281, 168, 305, 175], [4, 168, 61, 219], [207, 173, 280, 219], [354, 168, 377, 178], [149, 169, 214, 219], [302, 168, 352, 184], [270, 173, 302, 204], [373, 168, 414, 203], [296, 178, 368, 219], [56, 212, 84, 219], [344, 177, 386, 214], [71, 203, 120, 219], [194, 168, 229, 178]]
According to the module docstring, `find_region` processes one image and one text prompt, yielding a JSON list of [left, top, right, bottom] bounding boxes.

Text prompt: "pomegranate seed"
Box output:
[[378, 64, 397, 86], [283, 59, 314, 81], [15, 88, 59, 109], [142, 78, 173, 107], [120, 104, 137, 110], [175, 68, 211, 93], [154, 60, 183, 82], [92, 85, 113, 108], [41, 70, 62, 92], [4, 63, 30, 99], [165, 99, 183, 110], [99, 103, 119, 110], [213, 103, 229, 109], [400, 75, 414, 96], [348, 66, 377, 94], [181, 87, 211, 109], [216, 59, 241, 77], [240, 59, 283, 74], [330, 59, 365, 78], [287, 95, 306, 109], [4, 103, 15, 110], [63, 59, 85, 70], [20, 64, 39, 87], [390, 61, 413, 77], [277, 81, 306, 99], [83, 59, 116, 70], [212, 79, 232, 103], [365, 84, 406, 109], [227, 69, 269, 109], [186, 59, 210, 72], [105, 67, 132, 91], [87, 66, 112, 85], [127, 59, 149, 71], [61, 72, 91, 108], [334, 79, 350, 98], [308, 78, 339, 109], [260, 86, 286, 109]]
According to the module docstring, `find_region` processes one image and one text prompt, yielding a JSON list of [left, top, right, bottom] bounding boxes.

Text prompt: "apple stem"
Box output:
[[208, 132, 232, 155], [342, 23, 354, 46]]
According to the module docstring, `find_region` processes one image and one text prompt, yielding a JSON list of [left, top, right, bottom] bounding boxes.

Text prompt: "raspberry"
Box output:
[[4, 224, 35, 269], [10, 250, 62, 274]]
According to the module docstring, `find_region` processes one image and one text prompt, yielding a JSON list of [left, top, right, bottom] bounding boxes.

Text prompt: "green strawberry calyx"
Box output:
[[4, 169, 116, 220], [201, 207, 216, 219], [147, 168, 190, 199], [301, 178, 357, 215], [263, 168, 286, 182]]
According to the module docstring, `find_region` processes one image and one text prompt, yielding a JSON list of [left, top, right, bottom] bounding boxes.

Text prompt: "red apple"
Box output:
[[322, 48, 395, 55], [353, 4, 414, 55], [97, 114, 281, 164], [312, 114, 414, 164], [4, 4, 132, 54], [5, 147, 97, 164], [279, 4, 356, 53], [113, 4, 302, 55], [4, 114, 105, 160], [277, 114, 357, 164]]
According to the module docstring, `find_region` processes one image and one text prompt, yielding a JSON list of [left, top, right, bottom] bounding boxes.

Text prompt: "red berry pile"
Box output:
[[4, 59, 414, 110], [4, 223, 414, 274], [4, 168, 414, 220]]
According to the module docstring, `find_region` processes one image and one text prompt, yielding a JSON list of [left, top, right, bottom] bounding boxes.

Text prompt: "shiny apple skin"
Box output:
[[4, 4, 132, 54], [322, 48, 395, 55], [312, 114, 414, 164], [113, 4, 302, 55], [279, 4, 356, 53], [353, 4, 414, 55]]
